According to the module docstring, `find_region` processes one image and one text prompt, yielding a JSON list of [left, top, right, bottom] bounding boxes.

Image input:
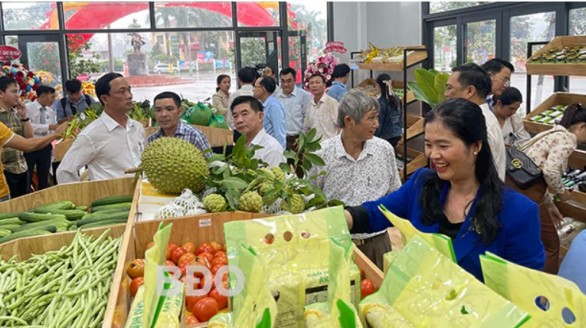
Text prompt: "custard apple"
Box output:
[[270, 166, 286, 181], [238, 191, 263, 213], [259, 167, 275, 180], [281, 194, 305, 214], [203, 194, 228, 213]]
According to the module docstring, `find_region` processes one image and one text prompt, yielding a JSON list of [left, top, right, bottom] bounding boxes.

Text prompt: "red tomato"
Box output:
[[198, 275, 215, 290], [196, 243, 215, 255], [208, 288, 228, 309], [171, 247, 187, 264], [210, 264, 223, 275], [184, 314, 199, 327], [130, 277, 144, 297], [213, 250, 227, 259], [185, 295, 205, 313], [361, 278, 376, 299], [182, 242, 196, 254], [211, 256, 227, 267], [209, 241, 223, 253], [191, 297, 219, 322], [163, 262, 181, 280], [127, 259, 145, 279], [166, 243, 178, 260], [198, 252, 214, 267], [178, 253, 197, 267]]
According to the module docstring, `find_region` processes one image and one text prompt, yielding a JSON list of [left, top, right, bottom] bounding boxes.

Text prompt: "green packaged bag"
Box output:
[[223, 206, 361, 328], [209, 114, 229, 129], [359, 235, 529, 328]]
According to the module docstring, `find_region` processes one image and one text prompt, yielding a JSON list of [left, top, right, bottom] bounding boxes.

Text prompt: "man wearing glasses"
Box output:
[[274, 67, 311, 151], [0, 76, 33, 197], [482, 58, 514, 109]]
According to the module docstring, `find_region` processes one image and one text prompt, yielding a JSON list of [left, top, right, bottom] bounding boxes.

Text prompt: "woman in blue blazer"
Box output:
[[345, 98, 545, 281]]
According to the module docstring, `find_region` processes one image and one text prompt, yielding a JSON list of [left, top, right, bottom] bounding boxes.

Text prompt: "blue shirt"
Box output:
[[262, 95, 286, 148], [375, 96, 402, 140], [360, 168, 545, 281], [327, 81, 348, 102], [274, 86, 311, 136], [147, 121, 212, 158], [54, 94, 95, 122]]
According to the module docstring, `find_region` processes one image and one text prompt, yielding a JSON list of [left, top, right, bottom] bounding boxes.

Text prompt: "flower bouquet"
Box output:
[[303, 52, 340, 90], [0, 62, 42, 101]]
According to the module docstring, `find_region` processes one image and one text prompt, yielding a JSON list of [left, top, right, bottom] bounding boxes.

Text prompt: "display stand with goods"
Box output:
[[524, 37, 586, 224], [351, 44, 429, 181]]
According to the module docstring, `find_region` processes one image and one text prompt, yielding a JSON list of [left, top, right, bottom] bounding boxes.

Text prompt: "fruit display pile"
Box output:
[[0, 195, 132, 244], [358, 42, 409, 64], [530, 45, 586, 63], [527, 104, 567, 125], [0, 230, 121, 327]]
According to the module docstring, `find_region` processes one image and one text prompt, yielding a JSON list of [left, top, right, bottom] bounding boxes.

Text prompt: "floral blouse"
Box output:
[[523, 125, 577, 194]]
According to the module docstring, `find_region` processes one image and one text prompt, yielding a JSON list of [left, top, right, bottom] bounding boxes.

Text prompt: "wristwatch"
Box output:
[[20, 117, 30, 122]]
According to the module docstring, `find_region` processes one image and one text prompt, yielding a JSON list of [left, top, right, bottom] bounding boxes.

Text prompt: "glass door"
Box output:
[[235, 31, 281, 76], [14, 34, 64, 86], [286, 30, 307, 85]]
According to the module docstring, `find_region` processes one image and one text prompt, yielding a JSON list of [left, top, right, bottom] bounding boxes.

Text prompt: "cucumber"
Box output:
[[80, 218, 128, 229], [91, 195, 133, 207], [75, 205, 88, 211], [68, 225, 78, 231], [77, 211, 129, 227], [1, 224, 23, 232], [0, 229, 11, 237], [13, 219, 71, 233], [0, 217, 25, 226], [0, 212, 23, 220], [0, 229, 53, 244], [32, 208, 87, 220], [33, 200, 75, 212], [91, 202, 132, 213], [18, 212, 67, 223]]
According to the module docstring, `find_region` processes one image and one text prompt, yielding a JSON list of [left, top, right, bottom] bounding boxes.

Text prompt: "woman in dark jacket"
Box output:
[[375, 74, 402, 148]]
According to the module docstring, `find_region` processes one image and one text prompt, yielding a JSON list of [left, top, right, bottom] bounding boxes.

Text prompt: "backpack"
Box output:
[[61, 95, 92, 115]]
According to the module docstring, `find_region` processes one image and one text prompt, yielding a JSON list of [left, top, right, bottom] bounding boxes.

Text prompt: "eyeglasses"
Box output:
[[491, 74, 511, 87]]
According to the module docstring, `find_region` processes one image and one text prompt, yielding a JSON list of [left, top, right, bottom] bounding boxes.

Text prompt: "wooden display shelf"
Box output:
[[357, 46, 427, 72], [526, 36, 586, 76], [523, 92, 586, 134], [568, 149, 586, 169], [391, 80, 416, 105], [557, 200, 586, 223]]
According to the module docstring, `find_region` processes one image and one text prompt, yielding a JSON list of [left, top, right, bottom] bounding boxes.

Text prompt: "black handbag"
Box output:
[[505, 130, 560, 189]]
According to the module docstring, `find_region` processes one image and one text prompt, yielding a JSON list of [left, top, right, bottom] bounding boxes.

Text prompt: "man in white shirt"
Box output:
[[444, 63, 506, 181], [304, 73, 340, 141], [57, 73, 145, 183], [482, 58, 514, 109], [25, 85, 58, 190], [311, 89, 401, 268], [231, 95, 285, 168], [274, 67, 311, 151]]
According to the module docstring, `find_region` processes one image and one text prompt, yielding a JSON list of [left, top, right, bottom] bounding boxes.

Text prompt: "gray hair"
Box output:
[[337, 89, 380, 128]]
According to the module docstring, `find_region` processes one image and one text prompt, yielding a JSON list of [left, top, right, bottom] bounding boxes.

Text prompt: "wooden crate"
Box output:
[[103, 211, 384, 328], [145, 124, 233, 148], [526, 36, 586, 76], [523, 92, 586, 134], [357, 45, 427, 72]]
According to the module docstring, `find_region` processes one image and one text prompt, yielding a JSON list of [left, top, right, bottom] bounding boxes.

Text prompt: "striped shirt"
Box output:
[[147, 121, 212, 158], [0, 106, 27, 174]]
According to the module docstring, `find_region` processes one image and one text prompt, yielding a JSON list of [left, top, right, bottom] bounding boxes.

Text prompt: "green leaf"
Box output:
[[303, 153, 325, 166], [305, 128, 317, 143], [220, 177, 249, 190]]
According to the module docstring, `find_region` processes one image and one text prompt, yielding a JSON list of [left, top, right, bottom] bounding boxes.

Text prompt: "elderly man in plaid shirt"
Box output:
[[147, 91, 211, 157]]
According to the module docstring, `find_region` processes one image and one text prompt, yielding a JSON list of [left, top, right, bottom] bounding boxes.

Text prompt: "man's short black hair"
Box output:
[[482, 58, 515, 74], [452, 63, 492, 99], [65, 79, 82, 93], [154, 91, 181, 108], [332, 64, 351, 78], [36, 85, 56, 97], [95, 72, 124, 104], [230, 95, 263, 113], [257, 76, 277, 94], [280, 67, 296, 78], [237, 67, 258, 84], [0, 76, 16, 92]]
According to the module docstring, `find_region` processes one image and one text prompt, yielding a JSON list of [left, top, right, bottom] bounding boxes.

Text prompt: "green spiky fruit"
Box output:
[[141, 137, 209, 194], [270, 167, 286, 181], [259, 167, 275, 180], [239, 191, 263, 213], [281, 194, 305, 214], [203, 194, 227, 213], [258, 182, 274, 195]]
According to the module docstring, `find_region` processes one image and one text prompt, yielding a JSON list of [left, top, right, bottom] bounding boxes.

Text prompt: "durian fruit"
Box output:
[[203, 194, 228, 213], [141, 137, 209, 194], [281, 194, 305, 214], [270, 166, 286, 181], [238, 191, 263, 213]]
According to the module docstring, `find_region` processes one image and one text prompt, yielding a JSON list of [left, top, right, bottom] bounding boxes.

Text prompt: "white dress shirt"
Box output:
[[274, 86, 311, 136], [249, 128, 285, 168], [480, 103, 506, 181], [304, 93, 340, 141], [57, 112, 146, 183], [26, 100, 56, 137]]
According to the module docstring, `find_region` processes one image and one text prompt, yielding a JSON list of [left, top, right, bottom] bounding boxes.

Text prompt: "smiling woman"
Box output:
[[344, 98, 545, 281]]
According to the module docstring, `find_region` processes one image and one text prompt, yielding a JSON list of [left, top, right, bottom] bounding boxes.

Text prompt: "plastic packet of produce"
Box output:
[[378, 205, 456, 261], [481, 252, 586, 327], [304, 238, 362, 328], [124, 281, 183, 328], [223, 206, 360, 328], [208, 244, 277, 328], [359, 235, 529, 328]]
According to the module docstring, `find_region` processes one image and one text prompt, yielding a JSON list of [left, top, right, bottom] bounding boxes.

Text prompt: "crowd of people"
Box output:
[[0, 57, 585, 286]]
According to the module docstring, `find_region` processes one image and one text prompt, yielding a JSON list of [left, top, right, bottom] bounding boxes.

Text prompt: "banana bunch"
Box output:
[[359, 42, 406, 64], [62, 108, 99, 139]]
